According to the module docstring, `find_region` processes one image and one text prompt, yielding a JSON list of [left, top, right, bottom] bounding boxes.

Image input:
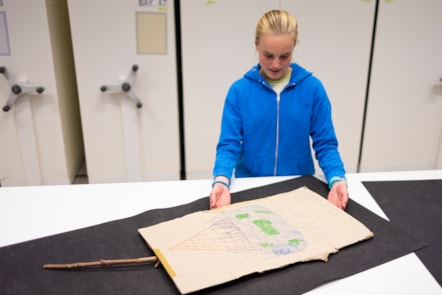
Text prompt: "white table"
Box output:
[[1, 170, 441, 294]]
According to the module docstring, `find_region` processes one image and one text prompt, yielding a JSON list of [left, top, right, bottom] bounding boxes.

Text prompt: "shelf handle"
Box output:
[[0, 66, 45, 112], [100, 65, 142, 109]]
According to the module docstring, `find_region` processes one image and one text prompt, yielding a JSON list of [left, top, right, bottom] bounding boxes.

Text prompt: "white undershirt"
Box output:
[[266, 68, 292, 95]]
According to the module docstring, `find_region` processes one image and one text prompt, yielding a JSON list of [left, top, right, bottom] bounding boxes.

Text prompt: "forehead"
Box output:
[[257, 34, 294, 54]]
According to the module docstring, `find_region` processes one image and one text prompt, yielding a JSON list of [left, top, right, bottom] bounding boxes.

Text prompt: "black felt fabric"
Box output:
[[0, 176, 427, 295], [363, 179, 442, 287]]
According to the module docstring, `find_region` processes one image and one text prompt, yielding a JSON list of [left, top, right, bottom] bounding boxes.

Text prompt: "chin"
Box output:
[[269, 73, 282, 80]]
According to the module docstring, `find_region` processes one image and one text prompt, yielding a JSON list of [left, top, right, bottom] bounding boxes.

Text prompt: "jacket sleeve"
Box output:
[[212, 84, 244, 181], [309, 78, 346, 185]]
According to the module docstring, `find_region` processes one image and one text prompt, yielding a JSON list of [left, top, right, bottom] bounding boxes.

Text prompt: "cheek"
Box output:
[[281, 58, 292, 67], [258, 55, 271, 66]]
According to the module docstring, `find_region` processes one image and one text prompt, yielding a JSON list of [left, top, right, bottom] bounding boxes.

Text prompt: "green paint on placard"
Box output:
[[254, 209, 272, 214], [236, 213, 250, 219], [288, 238, 304, 246], [260, 242, 274, 248], [253, 219, 280, 236]]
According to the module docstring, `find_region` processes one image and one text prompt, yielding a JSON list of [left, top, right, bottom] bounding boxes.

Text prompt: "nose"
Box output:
[[271, 58, 281, 68]]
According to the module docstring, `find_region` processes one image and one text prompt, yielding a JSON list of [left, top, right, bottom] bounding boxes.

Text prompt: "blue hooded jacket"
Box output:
[[213, 63, 346, 186]]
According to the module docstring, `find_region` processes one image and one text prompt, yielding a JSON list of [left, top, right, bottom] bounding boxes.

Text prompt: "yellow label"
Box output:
[[153, 248, 176, 278]]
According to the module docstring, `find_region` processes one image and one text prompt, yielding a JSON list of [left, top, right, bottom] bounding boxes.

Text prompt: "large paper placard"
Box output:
[[139, 187, 373, 294]]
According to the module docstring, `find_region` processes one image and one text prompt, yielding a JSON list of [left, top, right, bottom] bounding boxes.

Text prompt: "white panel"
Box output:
[[120, 97, 142, 182], [360, 0, 442, 172], [67, 0, 180, 183], [0, 11, 11, 55], [0, 71, 22, 185], [181, 0, 279, 179], [15, 96, 42, 185], [281, 0, 375, 174], [0, 0, 83, 186]]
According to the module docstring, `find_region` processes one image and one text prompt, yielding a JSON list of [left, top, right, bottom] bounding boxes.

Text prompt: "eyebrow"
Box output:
[[263, 51, 292, 57]]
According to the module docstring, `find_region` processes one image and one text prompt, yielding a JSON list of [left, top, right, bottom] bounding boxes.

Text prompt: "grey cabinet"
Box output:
[[281, 0, 375, 173], [360, 0, 442, 172], [181, 1, 375, 178], [0, 0, 83, 186], [67, 0, 180, 183], [181, 0, 279, 179]]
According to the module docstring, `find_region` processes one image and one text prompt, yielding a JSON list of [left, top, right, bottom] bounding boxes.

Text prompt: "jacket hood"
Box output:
[[244, 63, 312, 86]]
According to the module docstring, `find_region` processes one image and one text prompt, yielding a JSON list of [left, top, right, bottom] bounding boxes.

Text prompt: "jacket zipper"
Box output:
[[261, 79, 291, 176], [260, 75, 296, 176], [274, 93, 280, 176]]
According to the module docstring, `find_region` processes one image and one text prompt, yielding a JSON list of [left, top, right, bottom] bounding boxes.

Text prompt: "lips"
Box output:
[[267, 69, 282, 79]]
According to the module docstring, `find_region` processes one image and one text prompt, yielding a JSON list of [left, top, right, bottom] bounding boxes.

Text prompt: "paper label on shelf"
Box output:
[[136, 12, 167, 54]]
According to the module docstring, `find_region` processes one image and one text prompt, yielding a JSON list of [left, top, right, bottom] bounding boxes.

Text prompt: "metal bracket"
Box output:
[[100, 64, 143, 109], [0, 66, 45, 112]]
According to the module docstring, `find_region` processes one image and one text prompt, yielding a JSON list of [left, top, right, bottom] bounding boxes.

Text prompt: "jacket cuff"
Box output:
[[328, 176, 346, 189]]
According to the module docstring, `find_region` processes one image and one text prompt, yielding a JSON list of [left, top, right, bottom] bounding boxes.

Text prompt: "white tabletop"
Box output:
[[1, 170, 441, 294]]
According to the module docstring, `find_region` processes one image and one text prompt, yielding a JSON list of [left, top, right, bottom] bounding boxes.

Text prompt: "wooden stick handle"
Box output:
[[43, 256, 158, 269]]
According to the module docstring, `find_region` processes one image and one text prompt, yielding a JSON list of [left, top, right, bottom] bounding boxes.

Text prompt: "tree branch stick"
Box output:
[[43, 256, 158, 269]]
